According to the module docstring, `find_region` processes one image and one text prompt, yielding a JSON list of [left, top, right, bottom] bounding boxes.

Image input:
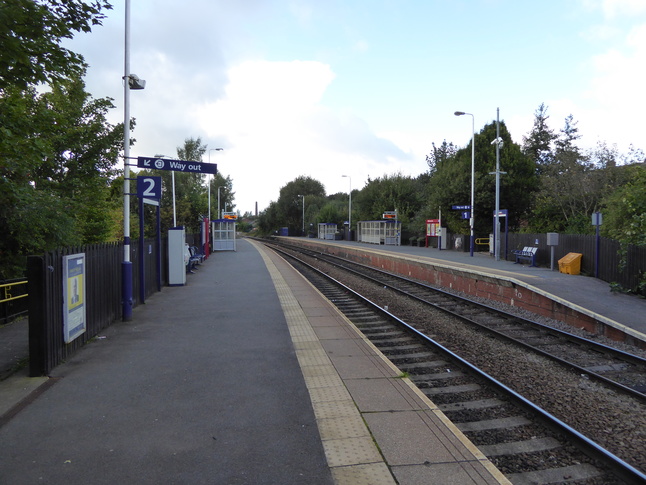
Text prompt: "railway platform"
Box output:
[[0, 238, 509, 484], [284, 237, 646, 347]]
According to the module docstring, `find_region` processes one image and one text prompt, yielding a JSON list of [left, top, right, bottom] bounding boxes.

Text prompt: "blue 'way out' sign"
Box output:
[[137, 157, 217, 175]]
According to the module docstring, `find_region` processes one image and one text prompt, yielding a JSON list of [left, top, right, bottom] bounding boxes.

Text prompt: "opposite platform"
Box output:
[[280, 237, 646, 347]]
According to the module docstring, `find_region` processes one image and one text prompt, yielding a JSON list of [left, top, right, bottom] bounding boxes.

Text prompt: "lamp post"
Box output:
[[454, 111, 475, 257], [122, 0, 145, 321], [298, 194, 305, 236], [208, 148, 223, 221], [491, 107, 505, 261], [342, 175, 351, 240], [217, 186, 225, 220]]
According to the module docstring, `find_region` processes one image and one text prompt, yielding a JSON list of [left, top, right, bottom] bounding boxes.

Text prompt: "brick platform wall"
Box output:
[[288, 238, 644, 349]]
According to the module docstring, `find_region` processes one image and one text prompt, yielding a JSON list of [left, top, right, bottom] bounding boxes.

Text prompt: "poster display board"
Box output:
[[63, 253, 86, 343], [426, 219, 440, 237]]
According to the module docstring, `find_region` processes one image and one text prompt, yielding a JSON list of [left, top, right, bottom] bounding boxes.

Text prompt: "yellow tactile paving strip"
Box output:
[[250, 240, 510, 485]]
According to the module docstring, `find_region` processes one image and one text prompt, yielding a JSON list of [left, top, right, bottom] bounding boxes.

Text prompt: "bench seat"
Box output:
[[512, 247, 538, 267]]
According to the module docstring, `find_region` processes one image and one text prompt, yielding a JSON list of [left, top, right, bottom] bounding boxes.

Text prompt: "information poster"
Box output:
[[63, 253, 86, 343], [426, 219, 440, 237]]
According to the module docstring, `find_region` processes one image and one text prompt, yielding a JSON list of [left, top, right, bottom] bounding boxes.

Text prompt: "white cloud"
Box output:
[[601, 0, 646, 18], [580, 23, 622, 41], [195, 59, 413, 213], [580, 0, 646, 18], [353, 39, 370, 53], [582, 23, 646, 147], [289, 1, 314, 25]]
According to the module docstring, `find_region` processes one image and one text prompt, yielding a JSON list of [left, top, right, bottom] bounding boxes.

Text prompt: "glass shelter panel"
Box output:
[[318, 223, 337, 240], [357, 221, 401, 245], [212, 220, 236, 251]]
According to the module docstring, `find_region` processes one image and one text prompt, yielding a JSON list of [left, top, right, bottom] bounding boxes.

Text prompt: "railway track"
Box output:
[[272, 240, 646, 401], [261, 239, 646, 484]]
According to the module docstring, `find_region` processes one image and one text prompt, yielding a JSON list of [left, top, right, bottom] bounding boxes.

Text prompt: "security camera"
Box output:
[[490, 137, 503, 147]]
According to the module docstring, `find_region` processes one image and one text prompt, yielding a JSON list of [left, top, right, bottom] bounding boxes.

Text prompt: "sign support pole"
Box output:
[[136, 176, 162, 303], [139, 195, 145, 304]]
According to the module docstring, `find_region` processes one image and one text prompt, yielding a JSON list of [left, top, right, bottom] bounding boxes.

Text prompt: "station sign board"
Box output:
[[382, 211, 397, 219], [137, 176, 162, 206], [137, 157, 217, 175], [222, 212, 238, 220]]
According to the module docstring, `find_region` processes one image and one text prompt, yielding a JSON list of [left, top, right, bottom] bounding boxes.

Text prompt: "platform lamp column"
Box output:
[[217, 185, 225, 220], [493, 107, 505, 262], [298, 194, 305, 236], [208, 148, 223, 222], [342, 175, 351, 240], [454, 111, 475, 257], [122, 0, 146, 321]]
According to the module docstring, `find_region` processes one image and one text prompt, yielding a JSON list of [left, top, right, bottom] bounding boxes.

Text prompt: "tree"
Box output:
[[0, 0, 116, 277], [354, 173, 425, 240], [257, 201, 280, 235], [0, 73, 122, 277], [601, 165, 646, 246], [530, 114, 606, 233], [0, 0, 112, 90], [426, 140, 457, 175], [147, 139, 236, 235], [522, 103, 557, 172], [156, 138, 206, 233], [209, 173, 235, 220], [316, 202, 343, 227], [256, 176, 325, 235], [277, 176, 326, 235], [426, 121, 537, 237]]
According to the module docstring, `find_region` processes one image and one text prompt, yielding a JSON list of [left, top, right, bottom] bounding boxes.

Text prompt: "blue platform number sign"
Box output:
[[63, 253, 86, 343], [137, 176, 162, 206]]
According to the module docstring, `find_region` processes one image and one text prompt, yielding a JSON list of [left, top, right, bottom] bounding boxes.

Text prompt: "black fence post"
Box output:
[[27, 255, 47, 377]]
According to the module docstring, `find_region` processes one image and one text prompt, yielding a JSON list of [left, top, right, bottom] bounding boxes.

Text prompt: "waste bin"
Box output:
[[558, 253, 583, 275]]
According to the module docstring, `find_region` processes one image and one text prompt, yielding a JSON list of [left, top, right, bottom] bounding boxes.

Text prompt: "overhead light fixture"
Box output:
[[128, 74, 146, 90]]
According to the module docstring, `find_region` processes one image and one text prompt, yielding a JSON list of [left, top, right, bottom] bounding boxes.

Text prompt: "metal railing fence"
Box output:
[[0, 279, 29, 324]]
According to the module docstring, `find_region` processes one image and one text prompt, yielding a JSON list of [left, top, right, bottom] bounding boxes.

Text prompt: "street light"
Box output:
[[122, 0, 146, 321], [298, 194, 305, 236], [491, 107, 505, 261], [217, 185, 225, 220], [454, 111, 475, 257], [341, 175, 351, 240], [208, 148, 223, 221]]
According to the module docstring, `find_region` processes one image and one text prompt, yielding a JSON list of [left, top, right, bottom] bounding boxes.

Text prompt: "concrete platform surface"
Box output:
[[0, 239, 509, 485]]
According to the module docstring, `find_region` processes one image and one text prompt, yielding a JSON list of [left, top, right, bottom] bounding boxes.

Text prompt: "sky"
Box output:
[[65, 0, 646, 215]]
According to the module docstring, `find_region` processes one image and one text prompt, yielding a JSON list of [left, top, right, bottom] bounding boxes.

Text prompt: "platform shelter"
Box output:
[[212, 215, 237, 251], [317, 223, 337, 240], [357, 220, 401, 246]]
